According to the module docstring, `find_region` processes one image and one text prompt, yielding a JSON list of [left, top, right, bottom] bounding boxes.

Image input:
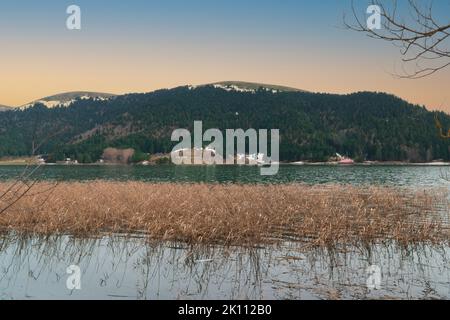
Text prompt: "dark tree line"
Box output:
[[0, 86, 449, 163]]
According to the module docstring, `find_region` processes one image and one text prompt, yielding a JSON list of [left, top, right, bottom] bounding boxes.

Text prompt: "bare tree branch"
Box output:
[[345, 0, 450, 79], [0, 107, 64, 215]]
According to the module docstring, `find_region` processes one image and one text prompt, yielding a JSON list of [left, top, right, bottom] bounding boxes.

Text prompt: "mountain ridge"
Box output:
[[19, 91, 117, 109], [0, 104, 11, 111], [2, 82, 305, 111], [2, 81, 440, 112], [204, 81, 306, 93]]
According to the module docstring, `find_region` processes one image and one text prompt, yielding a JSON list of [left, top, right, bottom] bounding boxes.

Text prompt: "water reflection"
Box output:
[[0, 233, 448, 300]]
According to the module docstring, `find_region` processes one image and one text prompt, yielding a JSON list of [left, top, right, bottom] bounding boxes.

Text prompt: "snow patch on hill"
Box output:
[[20, 93, 115, 110], [196, 81, 304, 94]]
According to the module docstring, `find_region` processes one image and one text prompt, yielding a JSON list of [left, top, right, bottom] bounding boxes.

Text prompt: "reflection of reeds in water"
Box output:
[[0, 234, 448, 299], [0, 182, 448, 246]]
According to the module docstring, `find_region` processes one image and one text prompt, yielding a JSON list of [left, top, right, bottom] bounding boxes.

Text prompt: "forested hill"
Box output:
[[0, 84, 449, 163]]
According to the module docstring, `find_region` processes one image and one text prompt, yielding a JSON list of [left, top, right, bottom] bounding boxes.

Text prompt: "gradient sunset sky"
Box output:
[[1, 0, 449, 111]]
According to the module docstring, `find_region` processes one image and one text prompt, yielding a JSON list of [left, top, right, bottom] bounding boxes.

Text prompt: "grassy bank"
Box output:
[[0, 157, 37, 165], [0, 182, 448, 246]]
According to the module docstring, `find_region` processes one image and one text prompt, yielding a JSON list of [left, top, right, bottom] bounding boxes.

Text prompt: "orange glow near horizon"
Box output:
[[2, 53, 449, 112], [1, 1, 449, 112]]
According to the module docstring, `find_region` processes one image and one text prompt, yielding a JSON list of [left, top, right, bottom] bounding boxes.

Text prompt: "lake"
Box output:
[[0, 234, 449, 300], [0, 164, 449, 187], [0, 165, 449, 300]]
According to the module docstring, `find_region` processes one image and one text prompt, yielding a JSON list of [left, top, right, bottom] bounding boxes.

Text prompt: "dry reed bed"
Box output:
[[0, 182, 448, 246]]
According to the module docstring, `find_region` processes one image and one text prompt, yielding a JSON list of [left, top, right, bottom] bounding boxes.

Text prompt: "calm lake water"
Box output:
[[0, 165, 449, 299], [0, 164, 449, 187], [0, 234, 449, 300]]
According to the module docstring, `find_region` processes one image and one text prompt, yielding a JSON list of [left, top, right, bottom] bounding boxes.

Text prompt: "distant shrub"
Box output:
[[131, 150, 148, 163]]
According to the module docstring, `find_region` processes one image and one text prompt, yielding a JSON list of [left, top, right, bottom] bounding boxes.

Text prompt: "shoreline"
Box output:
[[1, 161, 450, 167]]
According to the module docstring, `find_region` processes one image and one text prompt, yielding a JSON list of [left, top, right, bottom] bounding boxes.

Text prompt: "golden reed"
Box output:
[[0, 182, 448, 246]]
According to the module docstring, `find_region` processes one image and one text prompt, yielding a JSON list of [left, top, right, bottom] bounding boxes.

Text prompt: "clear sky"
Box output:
[[1, 0, 449, 111]]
